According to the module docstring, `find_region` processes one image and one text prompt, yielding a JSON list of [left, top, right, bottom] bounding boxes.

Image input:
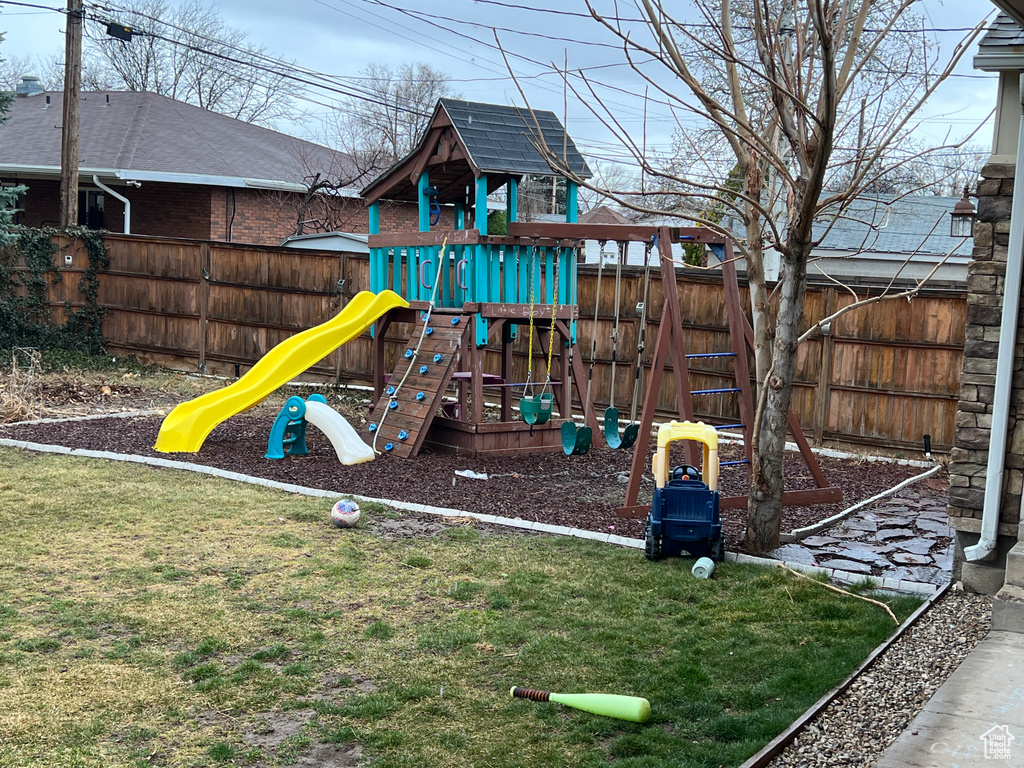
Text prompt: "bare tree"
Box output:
[[576, 160, 644, 215], [83, 0, 292, 125], [254, 141, 380, 238], [0, 51, 34, 90], [0, 50, 113, 91], [505, 0, 986, 552], [332, 62, 461, 177]]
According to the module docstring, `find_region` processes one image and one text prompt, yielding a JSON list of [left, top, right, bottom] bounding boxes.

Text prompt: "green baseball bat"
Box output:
[[510, 686, 651, 723]]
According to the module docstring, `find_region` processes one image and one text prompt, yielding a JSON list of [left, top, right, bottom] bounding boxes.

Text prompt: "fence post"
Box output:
[[335, 251, 347, 384], [812, 286, 836, 445], [198, 242, 210, 372]]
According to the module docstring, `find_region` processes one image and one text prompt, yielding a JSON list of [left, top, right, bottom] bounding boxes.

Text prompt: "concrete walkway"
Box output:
[[874, 631, 1024, 767]]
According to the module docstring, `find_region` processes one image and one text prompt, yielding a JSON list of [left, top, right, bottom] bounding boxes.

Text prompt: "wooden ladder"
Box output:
[[367, 316, 469, 458]]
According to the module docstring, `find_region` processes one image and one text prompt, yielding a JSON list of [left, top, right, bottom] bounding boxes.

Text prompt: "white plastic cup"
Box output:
[[691, 557, 715, 579]]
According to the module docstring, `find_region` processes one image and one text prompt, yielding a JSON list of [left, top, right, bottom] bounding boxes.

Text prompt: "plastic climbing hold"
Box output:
[[368, 422, 378, 433], [386, 385, 395, 395], [416, 391, 425, 401], [451, 317, 460, 325], [421, 312, 429, 322], [425, 327, 434, 335], [404, 349, 414, 359], [388, 401, 399, 410], [384, 442, 394, 451], [419, 365, 429, 374], [397, 430, 409, 441], [433, 353, 443, 363]]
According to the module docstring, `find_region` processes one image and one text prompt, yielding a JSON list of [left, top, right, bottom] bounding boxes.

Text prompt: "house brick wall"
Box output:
[[1, 177, 209, 239], [3, 175, 428, 244], [947, 161, 1022, 534], [2, 177, 59, 228], [129, 183, 211, 240]]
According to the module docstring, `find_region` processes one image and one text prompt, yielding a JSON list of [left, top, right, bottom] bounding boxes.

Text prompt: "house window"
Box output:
[[78, 189, 105, 229]]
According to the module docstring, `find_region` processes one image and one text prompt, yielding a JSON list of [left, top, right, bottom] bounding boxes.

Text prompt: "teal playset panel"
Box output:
[[369, 241, 577, 310]]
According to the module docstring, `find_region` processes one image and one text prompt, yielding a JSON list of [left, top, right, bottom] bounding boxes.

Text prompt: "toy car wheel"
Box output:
[[644, 520, 662, 561], [709, 536, 725, 563]]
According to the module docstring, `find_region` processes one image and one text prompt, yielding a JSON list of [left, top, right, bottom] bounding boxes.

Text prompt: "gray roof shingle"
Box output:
[[814, 195, 973, 256], [440, 99, 592, 178], [0, 90, 355, 188], [978, 12, 1024, 50]]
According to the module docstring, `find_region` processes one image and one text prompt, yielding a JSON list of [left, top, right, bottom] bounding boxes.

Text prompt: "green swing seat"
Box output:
[[520, 393, 554, 425], [604, 406, 639, 450], [561, 420, 593, 456]]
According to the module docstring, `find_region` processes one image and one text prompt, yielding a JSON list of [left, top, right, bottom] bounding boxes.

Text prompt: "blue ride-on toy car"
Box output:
[[644, 421, 725, 563]]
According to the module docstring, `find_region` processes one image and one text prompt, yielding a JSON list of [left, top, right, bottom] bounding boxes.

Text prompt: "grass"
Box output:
[[0, 447, 921, 767]]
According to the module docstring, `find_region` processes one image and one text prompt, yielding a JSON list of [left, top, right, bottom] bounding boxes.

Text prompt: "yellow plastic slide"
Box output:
[[154, 290, 408, 454]]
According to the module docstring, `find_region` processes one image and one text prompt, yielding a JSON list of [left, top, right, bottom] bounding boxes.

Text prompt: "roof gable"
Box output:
[[579, 205, 633, 225]]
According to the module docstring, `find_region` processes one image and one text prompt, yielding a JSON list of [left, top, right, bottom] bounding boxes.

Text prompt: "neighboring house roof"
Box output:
[[0, 89, 357, 192], [815, 195, 972, 256], [362, 98, 591, 204], [975, 12, 1024, 70], [579, 205, 633, 225], [990, 1, 1024, 27], [279, 231, 369, 253]]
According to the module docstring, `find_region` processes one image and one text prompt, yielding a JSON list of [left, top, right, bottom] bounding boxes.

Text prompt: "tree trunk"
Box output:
[[744, 246, 809, 554]]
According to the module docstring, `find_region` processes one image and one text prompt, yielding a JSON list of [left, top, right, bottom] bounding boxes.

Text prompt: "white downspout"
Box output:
[[92, 175, 131, 234], [966, 70, 1024, 562]]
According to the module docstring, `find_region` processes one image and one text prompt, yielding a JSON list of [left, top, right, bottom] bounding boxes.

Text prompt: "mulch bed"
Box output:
[[0, 406, 934, 551]]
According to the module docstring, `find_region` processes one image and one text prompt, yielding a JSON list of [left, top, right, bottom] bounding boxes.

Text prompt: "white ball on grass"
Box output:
[[330, 499, 361, 529]]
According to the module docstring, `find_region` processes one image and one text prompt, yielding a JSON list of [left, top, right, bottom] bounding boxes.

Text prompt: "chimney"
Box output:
[[16, 76, 45, 98]]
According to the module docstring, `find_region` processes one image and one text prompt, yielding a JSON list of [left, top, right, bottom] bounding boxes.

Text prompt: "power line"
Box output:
[[84, 2, 433, 117], [0, 1, 64, 10], [408, 0, 986, 34]]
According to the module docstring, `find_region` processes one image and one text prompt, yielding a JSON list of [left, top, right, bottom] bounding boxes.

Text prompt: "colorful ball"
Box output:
[[330, 499, 361, 528]]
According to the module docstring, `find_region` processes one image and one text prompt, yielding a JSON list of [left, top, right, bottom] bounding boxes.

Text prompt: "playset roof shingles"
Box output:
[[362, 98, 591, 204]]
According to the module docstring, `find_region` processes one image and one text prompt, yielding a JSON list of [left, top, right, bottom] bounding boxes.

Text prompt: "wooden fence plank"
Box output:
[[23, 232, 968, 452]]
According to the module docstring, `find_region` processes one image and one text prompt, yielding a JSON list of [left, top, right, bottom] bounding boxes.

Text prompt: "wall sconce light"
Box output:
[[951, 185, 976, 238]]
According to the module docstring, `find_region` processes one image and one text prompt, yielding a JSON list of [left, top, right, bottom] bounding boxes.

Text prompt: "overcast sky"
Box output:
[[0, 0, 999, 171]]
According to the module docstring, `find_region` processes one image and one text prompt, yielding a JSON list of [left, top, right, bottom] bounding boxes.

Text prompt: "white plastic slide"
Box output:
[[303, 400, 376, 466]]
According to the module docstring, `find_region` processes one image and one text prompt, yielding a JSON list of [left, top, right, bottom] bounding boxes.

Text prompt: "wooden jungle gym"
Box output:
[[360, 98, 840, 518]]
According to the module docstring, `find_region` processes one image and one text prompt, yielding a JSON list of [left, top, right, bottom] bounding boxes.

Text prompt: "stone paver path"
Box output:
[[769, 477, 952, 585]]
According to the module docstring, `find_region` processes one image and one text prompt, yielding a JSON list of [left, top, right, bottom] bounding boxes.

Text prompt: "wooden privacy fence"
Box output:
[[43, 233, 964, 452]]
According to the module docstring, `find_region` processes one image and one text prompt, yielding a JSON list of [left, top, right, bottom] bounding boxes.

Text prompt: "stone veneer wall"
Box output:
[[948, 161, 1022, 577]]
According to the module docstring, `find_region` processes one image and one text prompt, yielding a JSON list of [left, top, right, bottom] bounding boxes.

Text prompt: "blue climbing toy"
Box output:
[[265, 394, 328, 458]]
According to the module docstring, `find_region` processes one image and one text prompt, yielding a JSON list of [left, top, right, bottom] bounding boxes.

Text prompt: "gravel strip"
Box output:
[[766, 589, 992, 768]]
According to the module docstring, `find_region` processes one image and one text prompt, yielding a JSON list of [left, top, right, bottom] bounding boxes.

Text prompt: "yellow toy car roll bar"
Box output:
[[651, 421, 719, 491]]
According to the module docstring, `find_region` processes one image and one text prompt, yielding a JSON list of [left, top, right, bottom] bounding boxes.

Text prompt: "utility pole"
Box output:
[[59, 0, 83, 228]]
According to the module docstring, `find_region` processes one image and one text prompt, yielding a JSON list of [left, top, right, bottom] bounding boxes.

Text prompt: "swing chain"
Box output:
[[541, 246, 559, 397], [628, 237, 655, 425], [523, 239, 538, 399]]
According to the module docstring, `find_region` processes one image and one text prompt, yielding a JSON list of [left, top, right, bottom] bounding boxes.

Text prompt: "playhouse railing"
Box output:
[[368, 230, 578, 345]]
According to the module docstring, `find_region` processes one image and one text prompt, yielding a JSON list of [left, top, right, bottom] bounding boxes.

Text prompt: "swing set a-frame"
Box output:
[[505, 221, 842, 517]]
